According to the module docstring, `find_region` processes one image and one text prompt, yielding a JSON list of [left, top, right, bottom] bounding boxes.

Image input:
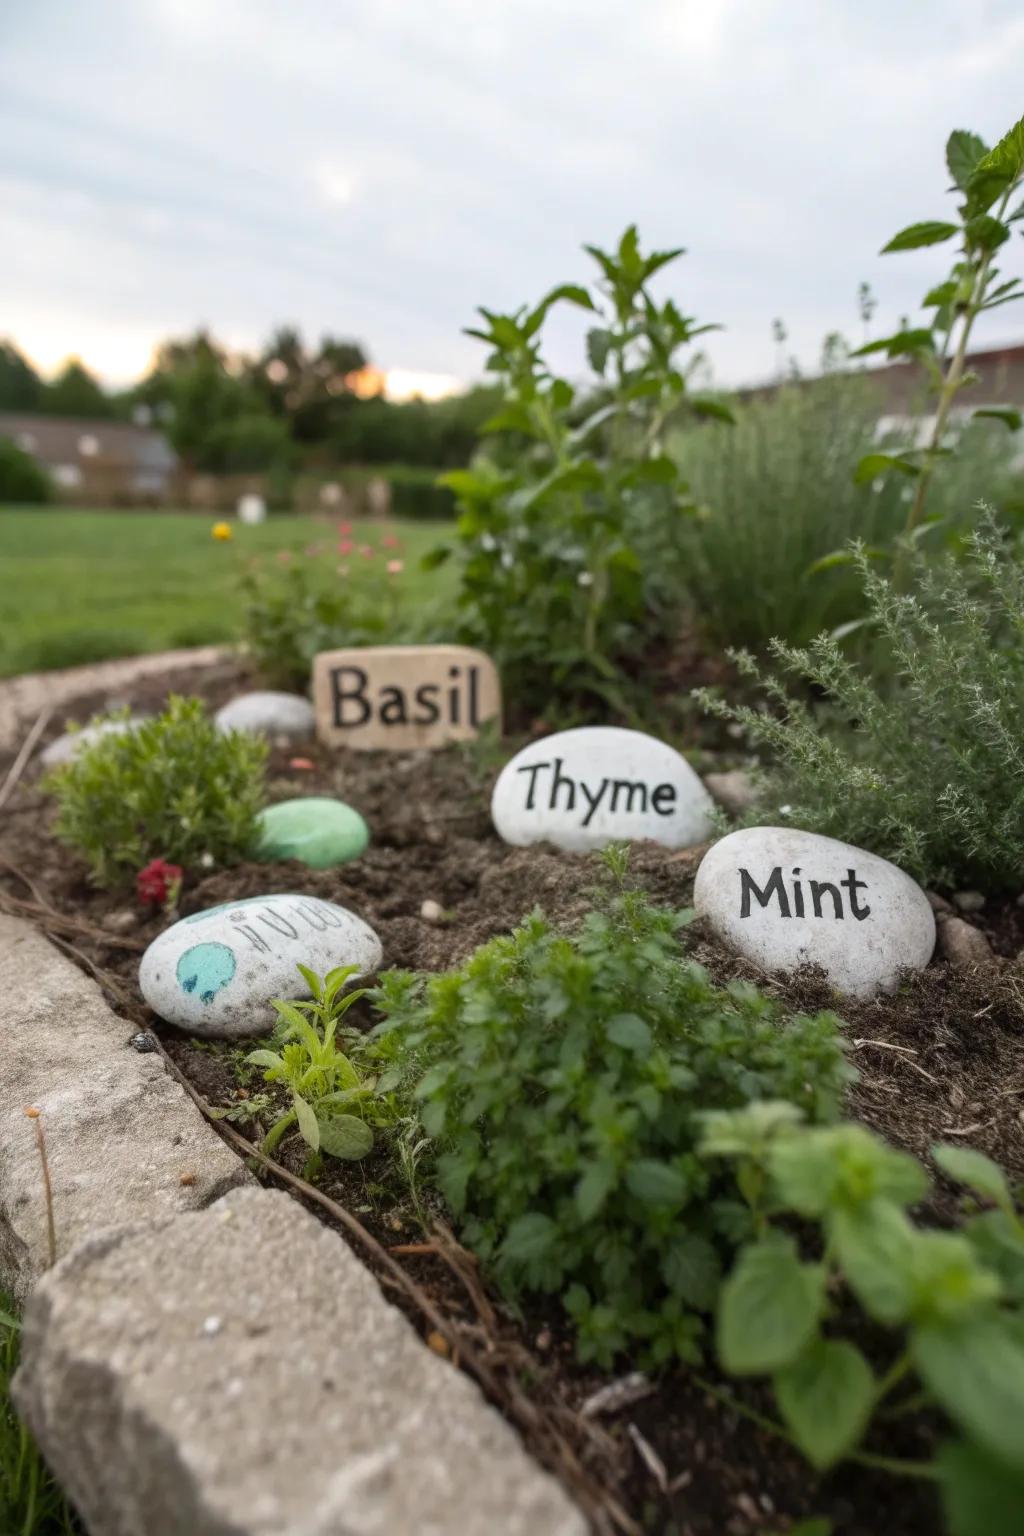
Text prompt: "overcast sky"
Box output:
[[3, 0, 1023, 392]]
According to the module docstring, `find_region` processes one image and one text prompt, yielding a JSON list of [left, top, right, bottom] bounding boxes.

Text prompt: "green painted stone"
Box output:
[[254, 797, 369, 869]]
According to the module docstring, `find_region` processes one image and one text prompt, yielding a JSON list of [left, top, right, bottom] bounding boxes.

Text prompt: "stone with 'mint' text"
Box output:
[[491, 726, 715, 853], [693, 826, 935, 997], [313, 645, 501, 751]]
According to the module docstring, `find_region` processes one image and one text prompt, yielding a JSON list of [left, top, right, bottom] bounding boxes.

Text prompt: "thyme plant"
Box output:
[[696, 520, 1024, 891]]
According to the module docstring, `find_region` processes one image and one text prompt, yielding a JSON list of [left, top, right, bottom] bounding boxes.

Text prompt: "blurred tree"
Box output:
[[0, 340, 42, 411], [41, 358, 113, 418]]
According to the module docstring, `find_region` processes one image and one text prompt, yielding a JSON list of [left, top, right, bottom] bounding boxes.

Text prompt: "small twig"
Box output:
[[852, 1038, 938, 1085], [626, 1423, 668, 1493], [0, 706, 52, 812], [941, 1120, 996, 1137], [24, 1107, 57, 1268]]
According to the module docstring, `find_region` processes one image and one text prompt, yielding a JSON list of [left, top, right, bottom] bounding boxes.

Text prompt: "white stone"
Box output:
[[491, 726, 715, 854], [139, 894, 383, 1038], [693, 827, 936, 998], [237, 493, 267, 525], [214, 692, 315, 738], [41, 716, 147, 767]]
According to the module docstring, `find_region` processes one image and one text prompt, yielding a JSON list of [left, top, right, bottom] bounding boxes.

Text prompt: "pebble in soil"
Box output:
[[40, 715, 148, 767], [694, 826, 936, 998], [214, 691, 315, 738], [253, 796, 370, 869], [491, 725, 715, 854], [138, 893, 382, 1038]]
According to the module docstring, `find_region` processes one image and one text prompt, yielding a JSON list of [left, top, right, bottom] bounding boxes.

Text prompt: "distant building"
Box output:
[[0, 413, 179, 505], [739, 342, 1024, 447]]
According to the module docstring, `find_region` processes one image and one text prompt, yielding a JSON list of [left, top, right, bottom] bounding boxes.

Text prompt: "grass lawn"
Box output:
[[0, 507, 455, 678]]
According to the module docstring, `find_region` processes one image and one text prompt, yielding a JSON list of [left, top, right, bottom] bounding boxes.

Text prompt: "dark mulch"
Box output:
[[2, 659, 1023, 1536]]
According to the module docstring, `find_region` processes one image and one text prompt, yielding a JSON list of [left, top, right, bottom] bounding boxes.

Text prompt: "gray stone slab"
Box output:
[[14, 1187, 587, 1536], [0, 913, 249, 1297]]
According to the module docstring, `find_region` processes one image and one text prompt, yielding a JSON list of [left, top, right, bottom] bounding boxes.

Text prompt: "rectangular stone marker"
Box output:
[[313, 644, 502, 751]]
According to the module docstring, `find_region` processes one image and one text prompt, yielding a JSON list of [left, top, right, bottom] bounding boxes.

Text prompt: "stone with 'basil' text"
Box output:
[[693, 827, 935, 998], [138, 894, 382, 1038], [312, 645, 501, 752], [214, 692, 315, 738], [491, 726, 715, 854]]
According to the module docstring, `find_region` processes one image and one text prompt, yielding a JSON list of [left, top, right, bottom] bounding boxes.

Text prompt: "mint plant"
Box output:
[[698, 1106, 1024, 1535], [247, 964, 405, 1176], [372, 879, 850, 1367], [850, 115, 1024, 543], [696, 519, 1024, 891], [429, 227, 732, 715], [46, 697, 267, 889]]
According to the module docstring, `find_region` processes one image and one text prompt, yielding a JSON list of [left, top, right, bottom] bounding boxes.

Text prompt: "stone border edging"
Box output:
[[1, 915, 586, 1536], [0, 645, 233, 751]]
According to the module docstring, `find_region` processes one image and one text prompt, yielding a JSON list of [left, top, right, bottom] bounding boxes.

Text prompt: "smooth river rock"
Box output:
[[253, 797, 369, 869], [491, 726, 715, 853], [41, 716, 147, 768], [214, 692, 315, 738], [139, 894, 383, 1037], [693, 826, 936, 997]]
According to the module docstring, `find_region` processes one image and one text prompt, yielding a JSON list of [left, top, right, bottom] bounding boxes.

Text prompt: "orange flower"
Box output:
[[211, 522, 233, 541]]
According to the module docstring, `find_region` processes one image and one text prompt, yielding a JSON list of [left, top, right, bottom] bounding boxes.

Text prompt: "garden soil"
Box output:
[[3, 658, 1023, 1536]]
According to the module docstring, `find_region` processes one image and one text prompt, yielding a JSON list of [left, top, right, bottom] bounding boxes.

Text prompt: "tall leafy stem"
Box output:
[[851, 116, 1024, 557]]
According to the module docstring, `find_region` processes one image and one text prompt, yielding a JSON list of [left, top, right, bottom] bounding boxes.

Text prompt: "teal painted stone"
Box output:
[[254, 797, 369, 869]]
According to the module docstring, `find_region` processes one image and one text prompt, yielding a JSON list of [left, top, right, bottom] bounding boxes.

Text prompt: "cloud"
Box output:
[[1, 0, 1022, 387]]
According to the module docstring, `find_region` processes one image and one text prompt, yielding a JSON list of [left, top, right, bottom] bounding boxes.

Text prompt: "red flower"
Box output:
[[137, 858, 184, 909]]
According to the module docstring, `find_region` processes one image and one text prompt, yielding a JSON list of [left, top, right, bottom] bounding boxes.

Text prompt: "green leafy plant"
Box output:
[[46, 696, 267, 889], [850, 115, 1024, 544], [698, 1106, 1024, 1535], [696, 519, 1024, 890], [247, 964, 401, 1175], [371, 876, 851, 1367], [1, 1298, 81, 1535], [428, 226, 732, 715], [240, 545, 441, 690]]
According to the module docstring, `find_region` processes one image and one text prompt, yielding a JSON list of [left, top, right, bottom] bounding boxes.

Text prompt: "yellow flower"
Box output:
[[211, 522, 233, 542]]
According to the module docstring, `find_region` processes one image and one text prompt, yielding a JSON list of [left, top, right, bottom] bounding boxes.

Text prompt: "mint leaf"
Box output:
[[774, 1338, 875, 1470], [718, 1236, 825, 1375], [914, 1315, 1024, 1469]]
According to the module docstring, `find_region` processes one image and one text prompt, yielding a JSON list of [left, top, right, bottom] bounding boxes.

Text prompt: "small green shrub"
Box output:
[[699, 1105, 1024, 1533], [46, 696, 267, 888], [372, 876, 851, 1367], [0, 437, 50, 504], [696, 520, 1024, 891], [1, 1298, 81, 1534]]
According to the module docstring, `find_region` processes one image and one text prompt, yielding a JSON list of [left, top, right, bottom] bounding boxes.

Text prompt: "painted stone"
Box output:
[[313, 645, 501, 752], [254, 797, 369, 869], [138, 893, 383, 1037], [215, 692, 315, 738], [491, 726, 715, 854], [41, 716, 147, 768], [693, 826, 936, 998]]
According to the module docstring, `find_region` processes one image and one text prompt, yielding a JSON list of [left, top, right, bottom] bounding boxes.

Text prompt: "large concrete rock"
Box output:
[[14, 1187, 586, 1536], [0, 914, 248, 1297]]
